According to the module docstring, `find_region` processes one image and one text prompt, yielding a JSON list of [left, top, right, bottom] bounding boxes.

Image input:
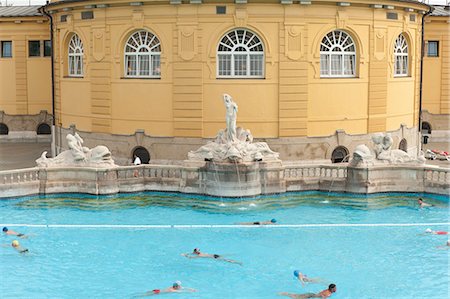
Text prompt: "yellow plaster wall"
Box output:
[[46, 0, 428, 139], [423, 16, 450, 115], [0, 17, 51, 115]]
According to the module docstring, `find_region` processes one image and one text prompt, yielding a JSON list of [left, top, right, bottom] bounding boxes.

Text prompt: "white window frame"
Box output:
[[320, 30, 356, 78], [68, 34, 84, 77], [217, 29, 264, 78], [394, 34, 408, 77], [124, 30, 161, 78]]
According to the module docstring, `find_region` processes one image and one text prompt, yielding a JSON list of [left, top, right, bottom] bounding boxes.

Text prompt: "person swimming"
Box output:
[[425, 228, 448, 235], [237, 219, 277, 225], [3, 227, 27, 238], [293, 270, 325, 286], [182, 248, 242, 265], [279, 283, 337, 298], [140, 281, 196, 296], [11, 240, 28, 254]]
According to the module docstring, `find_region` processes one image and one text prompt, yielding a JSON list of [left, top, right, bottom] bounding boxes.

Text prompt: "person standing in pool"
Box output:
[[3, 227, 27, 238], [279, 283, 336, 298], [182, 248, 242, 265], [237, 219, 277, 225], [141, 281, 196, 296]]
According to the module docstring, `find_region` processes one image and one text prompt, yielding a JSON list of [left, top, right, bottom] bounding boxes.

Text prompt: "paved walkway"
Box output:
[[0, 141, 448, 172], [0, 143, 51, 171]]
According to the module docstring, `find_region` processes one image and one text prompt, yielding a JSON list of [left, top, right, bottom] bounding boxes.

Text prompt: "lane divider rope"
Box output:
[[1, 223, 449, 229]]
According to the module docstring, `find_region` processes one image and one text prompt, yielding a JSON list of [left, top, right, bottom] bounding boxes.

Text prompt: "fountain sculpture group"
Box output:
[[0, 93, 443, 198]]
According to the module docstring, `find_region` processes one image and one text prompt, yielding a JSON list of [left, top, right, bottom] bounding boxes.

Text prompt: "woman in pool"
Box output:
[[279, 283, 337, 298], [293, 270, 325, 286], [3, 227, 27, 238], [182, 248, 242, 265]]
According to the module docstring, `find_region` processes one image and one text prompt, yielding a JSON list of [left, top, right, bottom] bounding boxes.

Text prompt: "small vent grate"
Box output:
[[81, 11, 94, 20], [387, 12, 398, 20], [216, 6, 226, 14]]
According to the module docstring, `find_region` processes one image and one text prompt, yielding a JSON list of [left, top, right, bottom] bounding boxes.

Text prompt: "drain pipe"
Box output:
[[41, 2, 56, 157], [418, 5, 433, 156]]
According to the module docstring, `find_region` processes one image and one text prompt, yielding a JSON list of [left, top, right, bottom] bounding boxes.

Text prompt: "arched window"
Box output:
[[124, 30, 161, 78], [0, 123, 8, 135], [331, 146, 349, 163], [37, 123, 51, 135], [399, 139, 407, 152], [320, 30, 356, 77], [421, 121, 432, 134], [217, 29, 264, 78], [132, 146, 150, 164], [68, 34, 84, 77], [394, 34, 408, 77]]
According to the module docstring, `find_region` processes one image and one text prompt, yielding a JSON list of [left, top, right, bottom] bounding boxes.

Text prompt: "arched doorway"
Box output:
[[132, 146, 150, 164], [399, 139, 407, 152], [0, 123, 8, 135], [421, 122, 432, 134], [37, 123, 51, 135], [331, 146, 349, 163]]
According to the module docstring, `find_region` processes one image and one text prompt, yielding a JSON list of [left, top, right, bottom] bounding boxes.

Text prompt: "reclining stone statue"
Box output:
[[36, 133, 116, 167]]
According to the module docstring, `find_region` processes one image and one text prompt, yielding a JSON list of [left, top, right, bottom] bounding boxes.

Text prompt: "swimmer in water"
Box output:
[[182, 248, 242, 265], [3, 227, 27, 238], [237, 219, 277, 225], [418, 198, 432, 208], [140, 281, 196, 296], [436, 240, 450, 250], [279, 283, 337, 298], [293, 270, 325, 286], [425, 228, 448, 235], [11, 240, 28, 254]]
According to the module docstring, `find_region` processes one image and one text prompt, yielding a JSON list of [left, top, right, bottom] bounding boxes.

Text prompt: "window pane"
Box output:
[[234, 54, 247, 76], [218, 54, 231, 76], [402, 56, 408, 75], [330, 54, 342, 76], [69, 57, 74, 75], [126, 55, 137, 76], [320, 54, 329, 76], [29, 41, 41, 57], [2, 41, 12, 57], [75, 56, 82, 75], [138, 55, 150, 76], [343, 54, 355, 75], [151, 55, 161, 76], [395, 57, 401, 75], [250, 54, 263, 76], [427, 41, 438, 57], [44, 40, 52, 57]]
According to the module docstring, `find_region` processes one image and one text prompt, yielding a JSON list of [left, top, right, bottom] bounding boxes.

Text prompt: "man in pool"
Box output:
[[436, 240, 450, 250], [425, 228, 448, 235], [3, 227, 27, 238], [293, 270, 325, 286], [279, 283, 336, 298], [143, 281, 196, 296], [11, 240, 28, 254], [181, 248, 242, 265], [418, 198, 432, 208], [237, 218, 277, 225]]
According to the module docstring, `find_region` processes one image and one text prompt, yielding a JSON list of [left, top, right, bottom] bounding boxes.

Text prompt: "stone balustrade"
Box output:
[[0, 162, 448, 199]]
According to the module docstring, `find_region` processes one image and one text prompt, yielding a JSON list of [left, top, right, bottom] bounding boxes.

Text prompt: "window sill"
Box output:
[[121, 77, 161, 80]]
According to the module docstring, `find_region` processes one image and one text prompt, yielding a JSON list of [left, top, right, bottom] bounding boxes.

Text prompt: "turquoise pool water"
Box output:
[[0, 192, 449, 299]]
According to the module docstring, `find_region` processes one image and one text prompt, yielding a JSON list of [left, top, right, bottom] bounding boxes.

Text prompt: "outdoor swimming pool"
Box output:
[[1, 191, 449, 299]]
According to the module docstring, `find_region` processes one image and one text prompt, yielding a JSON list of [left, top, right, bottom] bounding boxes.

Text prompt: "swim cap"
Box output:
[[293, 270, 300, 278], [425, 228, 432, 233], [2, 227, 8, 232], [12, 240, 19, 247], [173, 281, 182, 287], [271, 219, 277, 223]]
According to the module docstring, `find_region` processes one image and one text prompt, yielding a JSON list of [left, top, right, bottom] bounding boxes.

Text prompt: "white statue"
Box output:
[[223, 93, 238, 143], [36, 133, 116, 167], [188, 93, 279, 162]]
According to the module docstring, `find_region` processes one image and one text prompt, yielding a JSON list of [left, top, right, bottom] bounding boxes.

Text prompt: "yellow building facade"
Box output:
[[422, 5, 450, 132], [1, 1, 441, 163], [0, 6, 52, 136]]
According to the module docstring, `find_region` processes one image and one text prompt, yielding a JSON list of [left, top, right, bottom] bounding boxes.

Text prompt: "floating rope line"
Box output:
[[1, 223, 449, 229]]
